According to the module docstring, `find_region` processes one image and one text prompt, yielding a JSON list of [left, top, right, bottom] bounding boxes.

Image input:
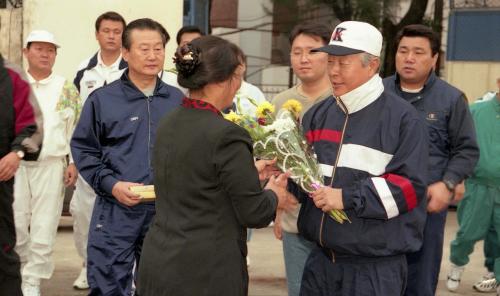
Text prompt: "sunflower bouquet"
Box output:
[[224, 98, 350, 224]]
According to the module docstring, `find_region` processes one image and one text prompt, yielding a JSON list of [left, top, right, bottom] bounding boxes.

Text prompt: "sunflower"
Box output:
[[223, 111, 243, 124], [282, 99, 303, 118], [256, 101, 275, 118]]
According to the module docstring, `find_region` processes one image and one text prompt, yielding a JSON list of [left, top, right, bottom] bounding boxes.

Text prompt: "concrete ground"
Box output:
[[40, 210, 490, 296]]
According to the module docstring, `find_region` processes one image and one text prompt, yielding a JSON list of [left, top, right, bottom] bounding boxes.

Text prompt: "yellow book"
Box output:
[[129, 185, 156, 201]]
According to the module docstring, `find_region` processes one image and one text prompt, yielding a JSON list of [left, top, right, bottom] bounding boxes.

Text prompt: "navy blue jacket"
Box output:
[[71, 71, 183, 199], [295, 90, 428, 257], [383, 72, 478, 184]]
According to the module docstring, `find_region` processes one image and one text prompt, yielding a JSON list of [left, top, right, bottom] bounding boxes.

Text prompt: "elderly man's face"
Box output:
[[122, 29, 165, 78], [327, 53, 377, 97]]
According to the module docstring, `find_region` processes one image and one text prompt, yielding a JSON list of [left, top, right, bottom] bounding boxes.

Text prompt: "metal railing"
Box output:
[[450, 0, 500, 9]]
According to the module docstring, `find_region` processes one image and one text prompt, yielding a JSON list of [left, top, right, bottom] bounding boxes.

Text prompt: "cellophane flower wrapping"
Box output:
[[224, 98, 350, 224]]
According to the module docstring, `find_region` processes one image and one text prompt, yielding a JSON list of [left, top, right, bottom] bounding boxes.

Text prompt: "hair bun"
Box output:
[[174, 44, 201, 77]]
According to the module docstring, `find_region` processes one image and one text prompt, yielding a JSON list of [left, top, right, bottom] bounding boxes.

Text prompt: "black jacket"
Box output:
[[137, 99, 278, 296]]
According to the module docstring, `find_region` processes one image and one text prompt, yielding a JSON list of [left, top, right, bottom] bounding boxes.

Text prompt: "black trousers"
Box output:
[[0, 179, 23, 296], [300, 247, 407, 296]]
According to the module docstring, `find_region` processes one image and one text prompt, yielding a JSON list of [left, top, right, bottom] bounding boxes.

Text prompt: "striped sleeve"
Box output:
[[342, 118, 428, 220]]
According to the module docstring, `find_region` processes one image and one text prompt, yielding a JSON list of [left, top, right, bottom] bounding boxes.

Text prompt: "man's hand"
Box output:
[[310, 186, 343, 212], [255, 158, 281, 181], [427, 181, 453, 213], [64, 163, 78, 187], [454, 181, 465, 202], [112, 181, 143, 207], [0, 152, 21, 181], [273, 210, 283, 240]]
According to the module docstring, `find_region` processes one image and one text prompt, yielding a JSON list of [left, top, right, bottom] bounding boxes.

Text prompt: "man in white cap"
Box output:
[[289, 21, 428, 295], [13, 30, 81, 296]]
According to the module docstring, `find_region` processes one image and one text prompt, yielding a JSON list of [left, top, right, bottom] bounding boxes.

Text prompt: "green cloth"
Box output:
[[450, 181, 500, 281], [469, 98, 500, 184], [450, 97, 500, 281], [484, 225, 499, 272]]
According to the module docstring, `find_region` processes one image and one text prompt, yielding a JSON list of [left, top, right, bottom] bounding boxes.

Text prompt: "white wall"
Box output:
[[23, 0, 183, 80], [237, 0, 273, 85]]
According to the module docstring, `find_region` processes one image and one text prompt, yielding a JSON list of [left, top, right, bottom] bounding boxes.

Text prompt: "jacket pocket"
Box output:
[[425, 110, 449, 157]]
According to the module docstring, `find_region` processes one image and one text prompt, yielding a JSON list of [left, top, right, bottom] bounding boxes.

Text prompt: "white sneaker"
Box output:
[[473, 277, 498, 293], [73, 266, 89, 290], [447, 263, 465, 292], [22, 283, 41, 296]]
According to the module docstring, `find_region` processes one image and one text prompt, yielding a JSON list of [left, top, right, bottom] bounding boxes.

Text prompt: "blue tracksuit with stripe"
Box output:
[[294, 75, 428, 295], [71, 71, 183, 295]]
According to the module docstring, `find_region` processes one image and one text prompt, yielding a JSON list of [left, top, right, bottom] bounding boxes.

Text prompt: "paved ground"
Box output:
[[40, 210, 490, 296]]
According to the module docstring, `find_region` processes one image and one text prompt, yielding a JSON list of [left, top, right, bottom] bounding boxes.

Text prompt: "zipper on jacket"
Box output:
[[318, 96, 349, 262], [146, 96, 152, 168]]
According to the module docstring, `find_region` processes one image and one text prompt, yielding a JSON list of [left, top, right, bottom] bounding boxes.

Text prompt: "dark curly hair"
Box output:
[[174, 36, 245, 90]]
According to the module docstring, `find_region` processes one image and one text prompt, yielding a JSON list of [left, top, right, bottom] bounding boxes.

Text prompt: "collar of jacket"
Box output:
[[87, 52, 128, 71], [393, 70, 437, 103], [336, 74, 384, 114], [119, 69, 170, 100], [26, 71, 55, 85]]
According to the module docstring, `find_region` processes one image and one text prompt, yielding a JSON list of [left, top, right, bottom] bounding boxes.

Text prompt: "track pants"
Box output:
[[69, 175, 96, 261], [300, 247, 407, 296], [13, 157, 65, 285], [87, 197, 155, 296], [450, 180, 500, 282]]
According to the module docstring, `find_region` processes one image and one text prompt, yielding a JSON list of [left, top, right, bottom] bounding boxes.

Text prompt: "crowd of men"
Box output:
[[0, 9, 498, 296]]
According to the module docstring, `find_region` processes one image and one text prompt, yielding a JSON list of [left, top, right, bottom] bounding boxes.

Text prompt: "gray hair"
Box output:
[[360, 53, 380, 72]]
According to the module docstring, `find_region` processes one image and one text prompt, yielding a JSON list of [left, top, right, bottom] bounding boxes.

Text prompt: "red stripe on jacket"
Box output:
[[383, 173, 417, 210], [8, 69, 35, 135], [305, 129, 342, 144]]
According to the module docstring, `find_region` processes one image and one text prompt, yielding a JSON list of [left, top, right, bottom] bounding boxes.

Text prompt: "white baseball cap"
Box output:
[[25, 30, 60, 48], [313, 21, 382, 57]]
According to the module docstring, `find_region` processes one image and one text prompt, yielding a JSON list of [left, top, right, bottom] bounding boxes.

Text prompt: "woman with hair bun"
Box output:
[[137, 36, 292, 296]]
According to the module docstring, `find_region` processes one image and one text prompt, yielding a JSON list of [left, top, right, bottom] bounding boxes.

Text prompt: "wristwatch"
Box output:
[[14, 150, 25, 160], [443, 179, 456, 193]]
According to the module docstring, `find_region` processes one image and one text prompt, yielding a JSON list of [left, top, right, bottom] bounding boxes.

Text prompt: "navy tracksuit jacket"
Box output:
[[71, 71, 183, 295]]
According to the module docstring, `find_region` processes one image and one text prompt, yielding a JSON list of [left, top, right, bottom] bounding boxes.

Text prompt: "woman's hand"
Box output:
[[310, 186, 343, 212], [255, 158, 281, 181], [265, 173, 297, 211]]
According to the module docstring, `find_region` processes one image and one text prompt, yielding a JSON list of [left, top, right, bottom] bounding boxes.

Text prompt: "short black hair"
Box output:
[[95, 11, 126, 32], [122, 18, 170, 50], [176, 26, 204, 45], [175, 36, 244, 90], [395, 24, 440, 56], [289, 21, 331, 46]]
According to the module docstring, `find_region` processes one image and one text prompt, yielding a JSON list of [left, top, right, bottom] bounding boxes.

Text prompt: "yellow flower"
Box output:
[[223, 111, 242, 124], [256, 101, 275, 118], [282, 99, 303, 117]]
